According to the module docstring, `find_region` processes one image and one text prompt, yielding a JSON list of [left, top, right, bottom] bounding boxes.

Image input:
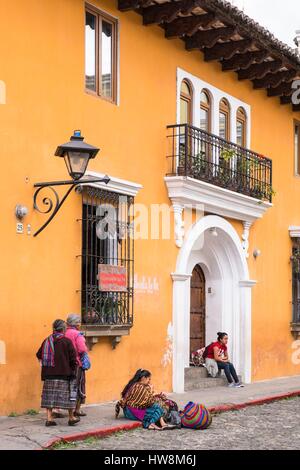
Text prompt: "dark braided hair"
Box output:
[[217, 332, 228, 341], [121, 369, 151, 398]]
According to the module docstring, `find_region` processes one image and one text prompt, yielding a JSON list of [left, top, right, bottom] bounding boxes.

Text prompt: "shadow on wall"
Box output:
[[0, 81, 6, 104], [0, 341, 6, 364]]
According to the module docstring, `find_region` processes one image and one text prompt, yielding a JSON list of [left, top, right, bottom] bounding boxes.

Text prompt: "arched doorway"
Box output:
[[171, 215, 255, 393], [190, 265, 206, 358]]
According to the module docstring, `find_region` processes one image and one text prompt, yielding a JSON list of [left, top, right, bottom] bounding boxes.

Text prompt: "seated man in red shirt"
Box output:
[[206, 332, 244, 388]]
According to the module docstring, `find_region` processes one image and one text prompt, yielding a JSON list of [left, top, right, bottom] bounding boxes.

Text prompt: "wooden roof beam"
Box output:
[[221, 50, 268, 71], [118, 0, 151, 11], [185, 27, 235, 51], [164, 13, 215, 39], [142, 0, 200, 25], [253, 70, 297, 89], [238, 60, 283, 80], [267, 82, 294, 97], [280, 95, 292, 105], [204, 39, 252, 61]]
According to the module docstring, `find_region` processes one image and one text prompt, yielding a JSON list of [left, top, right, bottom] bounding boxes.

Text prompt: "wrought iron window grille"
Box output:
[[291, 242, 300, 329], [78, 186, 134, 347]]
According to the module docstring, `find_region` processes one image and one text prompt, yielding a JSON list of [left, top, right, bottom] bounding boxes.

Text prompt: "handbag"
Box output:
[[80, 351, 91, 370], [166, 410, 181, 428]]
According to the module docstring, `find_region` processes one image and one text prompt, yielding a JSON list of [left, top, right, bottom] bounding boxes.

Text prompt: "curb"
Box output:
[[208, 389, 300, 414], [41, 422, 142, 450], [40, 390, 300, 449]]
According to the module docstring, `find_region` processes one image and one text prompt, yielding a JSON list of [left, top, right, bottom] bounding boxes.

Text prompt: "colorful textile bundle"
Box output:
[[191, 348, 205, 367], [41, 332, 64, 367], [180, 402, 212, 430]]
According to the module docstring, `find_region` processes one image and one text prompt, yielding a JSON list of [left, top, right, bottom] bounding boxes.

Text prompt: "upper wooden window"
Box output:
[[200, 90, 211, 133], [236, 107, 247, 148], [85, 5, 118, 103], [295, 122, 300, 176], [219, 98, 230, 141], [180, 80, 192, 125]]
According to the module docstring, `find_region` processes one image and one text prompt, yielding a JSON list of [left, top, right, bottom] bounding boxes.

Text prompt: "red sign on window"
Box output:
[[98, 264, 127, 292]]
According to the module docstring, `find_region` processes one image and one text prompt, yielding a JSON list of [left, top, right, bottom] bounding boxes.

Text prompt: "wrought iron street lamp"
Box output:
[[33, 131, 110, 237], [55, 130, 99, 180]]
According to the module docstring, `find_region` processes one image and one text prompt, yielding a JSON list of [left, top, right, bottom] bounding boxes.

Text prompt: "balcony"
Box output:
[[166, 124, 273, 203], [165, 124, 273, 234]]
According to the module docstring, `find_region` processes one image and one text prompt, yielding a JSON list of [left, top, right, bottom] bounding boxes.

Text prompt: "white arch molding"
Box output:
[[171, 215, 256, 393]]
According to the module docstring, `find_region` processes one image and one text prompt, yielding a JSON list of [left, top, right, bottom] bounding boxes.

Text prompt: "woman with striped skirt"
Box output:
[[115, 369, 176, 430], [36, 319, 80, 427]]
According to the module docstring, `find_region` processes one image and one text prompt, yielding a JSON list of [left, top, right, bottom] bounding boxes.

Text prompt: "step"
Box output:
[[184, 367, 228, 391], [185, 366, 209, 380], [184, 367, 241, 391]]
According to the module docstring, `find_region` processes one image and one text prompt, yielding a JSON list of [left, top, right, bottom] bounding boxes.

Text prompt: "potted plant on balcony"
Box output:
[[177, 143, 186, 176], [191, 151, 207, 178], [216, 148, 236, 186]]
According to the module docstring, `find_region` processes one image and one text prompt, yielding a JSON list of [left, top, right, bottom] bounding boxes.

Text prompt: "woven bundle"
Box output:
[[180, 402, 212, 430]]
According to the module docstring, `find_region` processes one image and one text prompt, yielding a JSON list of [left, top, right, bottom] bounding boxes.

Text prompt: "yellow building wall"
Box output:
[[0, 0, 299, 414]]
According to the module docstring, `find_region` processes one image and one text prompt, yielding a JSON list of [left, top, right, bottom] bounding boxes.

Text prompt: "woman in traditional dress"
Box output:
[[36, 319, 80, 427], [65, 314, 89, 417], [115, 369, 177, 430]]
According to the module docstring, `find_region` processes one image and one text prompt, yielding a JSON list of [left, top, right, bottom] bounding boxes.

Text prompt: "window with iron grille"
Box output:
[[81, 186, 134, 328], [292, 242, 300, 325]]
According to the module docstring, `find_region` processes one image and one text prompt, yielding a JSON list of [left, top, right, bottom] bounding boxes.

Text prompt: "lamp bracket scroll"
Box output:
[[32, 130, 109, 237], [33, 176, 110, 237]]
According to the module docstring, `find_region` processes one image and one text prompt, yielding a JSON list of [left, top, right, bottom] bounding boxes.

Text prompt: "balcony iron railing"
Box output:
[[167, 124, 273, 203]]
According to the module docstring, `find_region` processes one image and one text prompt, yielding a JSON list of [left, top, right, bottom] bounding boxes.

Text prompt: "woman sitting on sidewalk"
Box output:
[[115, 369, 176, 430], [206, 332, 244, 388]]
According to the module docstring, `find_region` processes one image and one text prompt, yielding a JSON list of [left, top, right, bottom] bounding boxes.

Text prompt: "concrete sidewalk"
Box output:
[[1, 375, 300, 450]]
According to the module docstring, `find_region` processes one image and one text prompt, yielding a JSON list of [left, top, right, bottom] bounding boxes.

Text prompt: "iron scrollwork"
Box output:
[[33, 176, 110, 237]]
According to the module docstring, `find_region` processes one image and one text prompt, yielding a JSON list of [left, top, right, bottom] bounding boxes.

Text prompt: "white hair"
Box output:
[[66, 313, 81, 326]]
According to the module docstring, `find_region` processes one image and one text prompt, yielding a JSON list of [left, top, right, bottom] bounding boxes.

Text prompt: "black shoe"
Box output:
[[45, 421, 57, 427], [68, 418, 80, 426]]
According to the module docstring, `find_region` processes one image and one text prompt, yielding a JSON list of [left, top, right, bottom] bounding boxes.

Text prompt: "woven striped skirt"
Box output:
[[124, 404, 164, 429], [41, 379, 75, 409]]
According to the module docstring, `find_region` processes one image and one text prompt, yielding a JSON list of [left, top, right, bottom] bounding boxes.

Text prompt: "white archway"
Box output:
[[171, 215, 256, 392]]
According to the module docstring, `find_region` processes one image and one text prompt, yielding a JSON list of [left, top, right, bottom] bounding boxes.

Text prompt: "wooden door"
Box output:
[[190, 265, 206, 357]]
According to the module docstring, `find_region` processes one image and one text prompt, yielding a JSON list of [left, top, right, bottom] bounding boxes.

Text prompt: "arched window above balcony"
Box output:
[[219, 98, 230, 141], [236, 107, 247, 148], [200, 89, 211, 133], [180, 80, 193, 125]]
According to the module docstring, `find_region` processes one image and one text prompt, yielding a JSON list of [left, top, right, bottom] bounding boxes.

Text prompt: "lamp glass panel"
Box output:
[[65, 151, 90, 179]]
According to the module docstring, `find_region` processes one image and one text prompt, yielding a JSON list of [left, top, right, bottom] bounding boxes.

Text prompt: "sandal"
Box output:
[[68, 418, 80, 426], [148, 423, 163, 430], [161, 424, 177, 430], [45, 421, 57, 427]]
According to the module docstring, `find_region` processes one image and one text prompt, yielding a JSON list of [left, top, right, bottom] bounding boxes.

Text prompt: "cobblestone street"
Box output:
[[58, 397, 300, 451]]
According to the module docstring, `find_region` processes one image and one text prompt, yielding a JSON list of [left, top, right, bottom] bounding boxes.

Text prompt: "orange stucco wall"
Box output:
[[0, 0, 299, 415]]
